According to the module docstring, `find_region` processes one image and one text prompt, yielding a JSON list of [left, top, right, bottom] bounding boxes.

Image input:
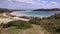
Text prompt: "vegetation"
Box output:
[[0, 8, 13, 13], [0, 8, 60, 34], [2, 20, 32, 29], [28, 13, 60, 34], [40, 13, 60, 34], [0, 14, 7, 18], [29, 18, 41, 25], [5, 24, 49, 34], [0, 8, 13, 18]]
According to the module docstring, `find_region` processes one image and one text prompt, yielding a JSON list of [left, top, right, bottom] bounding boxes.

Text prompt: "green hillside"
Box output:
[[41, 13, 60, 34]]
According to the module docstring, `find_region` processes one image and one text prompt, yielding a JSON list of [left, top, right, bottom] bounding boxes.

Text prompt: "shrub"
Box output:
[[0, 23, 6, 27], [29, 18, 41, 25], [3, 20, 32, 29]]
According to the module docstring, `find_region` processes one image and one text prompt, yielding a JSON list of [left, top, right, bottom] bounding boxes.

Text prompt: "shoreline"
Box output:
[[0, 13, 44, 24], [10, 11, 58, 18], [0, 13, 30, 24], [10, 12, 44, 19], [3, 13, 30, 21]]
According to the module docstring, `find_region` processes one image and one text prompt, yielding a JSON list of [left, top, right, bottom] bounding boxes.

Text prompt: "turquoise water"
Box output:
[[13, 11, 60, 17]]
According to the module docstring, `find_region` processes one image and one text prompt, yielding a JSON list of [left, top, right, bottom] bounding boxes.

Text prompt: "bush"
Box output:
[[28, 18, 41, 25], [3, 20, 32, 29], [0, 23, 6, 28]]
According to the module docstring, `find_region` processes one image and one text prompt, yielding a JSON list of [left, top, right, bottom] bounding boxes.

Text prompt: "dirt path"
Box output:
[[1, 24, 50, 34], [18, 24, 50, 34]]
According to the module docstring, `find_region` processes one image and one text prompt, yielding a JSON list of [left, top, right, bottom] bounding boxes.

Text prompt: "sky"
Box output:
[[0, 0, 60, 10]]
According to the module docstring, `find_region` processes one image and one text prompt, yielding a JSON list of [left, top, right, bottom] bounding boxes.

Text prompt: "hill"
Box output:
[[40, 13, 60, 34], [32, 8, 60, 11]]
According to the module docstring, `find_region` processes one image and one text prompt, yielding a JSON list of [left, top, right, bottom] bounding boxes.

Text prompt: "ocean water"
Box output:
[[12, 11, 60, 17]]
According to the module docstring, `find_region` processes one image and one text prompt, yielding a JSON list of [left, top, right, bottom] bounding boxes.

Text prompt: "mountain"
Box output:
[[32, 8, 60, 11]]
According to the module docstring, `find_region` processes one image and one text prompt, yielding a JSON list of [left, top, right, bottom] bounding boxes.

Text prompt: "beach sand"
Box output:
[[0, 18, 13, 24]]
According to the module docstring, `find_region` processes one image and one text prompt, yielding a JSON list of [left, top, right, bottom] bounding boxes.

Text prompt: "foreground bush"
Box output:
[[3, 20, 32, 29]]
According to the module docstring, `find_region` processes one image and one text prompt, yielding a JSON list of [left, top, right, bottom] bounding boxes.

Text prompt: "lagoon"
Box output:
[[11, 11, 60, 17]]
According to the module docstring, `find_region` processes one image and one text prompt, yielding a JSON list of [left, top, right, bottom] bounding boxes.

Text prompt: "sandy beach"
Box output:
[[0, 12, 44, 24], [0, 18, 13, 24], [0, 13, 30, 24]]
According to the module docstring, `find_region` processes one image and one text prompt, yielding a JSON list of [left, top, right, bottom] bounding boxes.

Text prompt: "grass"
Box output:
[[0, 14, 7, 18], [5, 27, 21, 34], [0, 18, 50, 34], [4, 24, 50, 34]]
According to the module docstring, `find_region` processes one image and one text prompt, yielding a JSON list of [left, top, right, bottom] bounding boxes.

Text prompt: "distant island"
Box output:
[[32, 8, 60, 11]]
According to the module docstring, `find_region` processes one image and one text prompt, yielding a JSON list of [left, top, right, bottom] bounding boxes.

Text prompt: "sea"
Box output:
[[11, 11, 60, 17]]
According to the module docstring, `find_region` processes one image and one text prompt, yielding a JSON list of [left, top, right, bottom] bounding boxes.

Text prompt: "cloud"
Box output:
[[0, 0, 47, 5], [12, 0, 33, 4], [50, 2, 58, 6], [12, 0, 44, 6], [0, 0, 59, 9], [47, 2, 58, 7], [0, 0, 33, 3], [41, 1, 48, 3], [0, 0, 12, 2], [0, 0, 45, 6], [37, 0, 40, 2], [0, 0, 58, 6], [46, 2, 58, 8]]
